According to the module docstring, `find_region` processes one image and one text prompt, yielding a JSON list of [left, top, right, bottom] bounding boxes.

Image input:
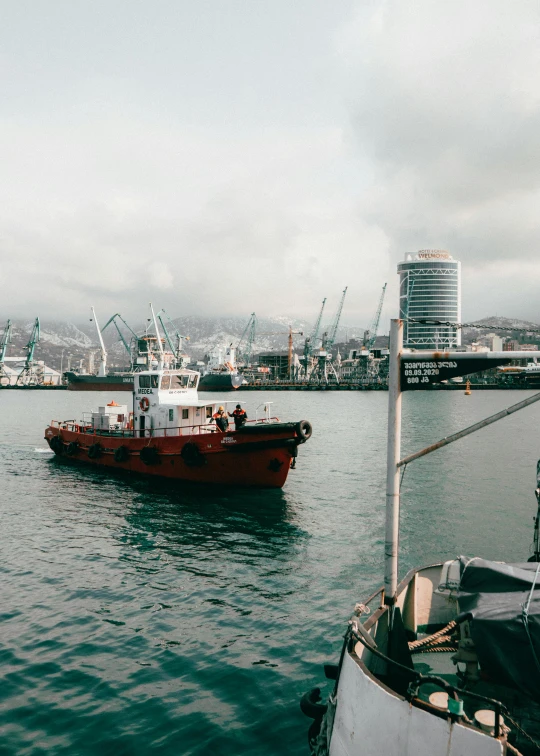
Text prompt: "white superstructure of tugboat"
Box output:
[[302, 319, 540, 756]]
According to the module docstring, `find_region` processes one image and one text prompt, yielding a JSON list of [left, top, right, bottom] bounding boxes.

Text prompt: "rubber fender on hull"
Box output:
[[88, 443, 102, 459], [295, 420, 312, 443], [180, 443, 206, 467], [66, 441, 79, 457], [114, 445, 130, 463], [300, 687, 327, 719], [140, 446, 160, 465], [49, 436, 64, 455]]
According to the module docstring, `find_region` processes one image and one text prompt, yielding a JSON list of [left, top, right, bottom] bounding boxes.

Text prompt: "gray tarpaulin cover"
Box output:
[[457, 556, 540, 701]]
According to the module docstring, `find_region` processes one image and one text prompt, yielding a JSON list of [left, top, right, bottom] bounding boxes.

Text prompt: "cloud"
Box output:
[[337, 0, 540, 318]]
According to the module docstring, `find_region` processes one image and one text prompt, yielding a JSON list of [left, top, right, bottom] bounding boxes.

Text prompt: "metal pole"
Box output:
[[385, 319, 403, 607], [150, 302, 165, 369], [398, 390, 540, 467], [91, 307, 108, 377]]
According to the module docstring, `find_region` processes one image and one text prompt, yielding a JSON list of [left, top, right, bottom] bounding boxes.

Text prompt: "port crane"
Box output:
[[311, 287, 348, 383], [0, 319, 13, 385], [16, 317, 41, 385], [101, 313, 139, 368], [256, 325, 304, 380], [236, 312, 257, 366], [157, 309, 190, 368], [302, 298, 326, 379], [363, 283, 387, 351]]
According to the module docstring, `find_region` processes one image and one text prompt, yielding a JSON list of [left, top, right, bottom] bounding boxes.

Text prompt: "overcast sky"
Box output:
[[1, 0, 539, 328]]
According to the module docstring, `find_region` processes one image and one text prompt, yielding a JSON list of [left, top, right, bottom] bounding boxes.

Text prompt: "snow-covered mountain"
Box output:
[[0, 314, 372, 371]]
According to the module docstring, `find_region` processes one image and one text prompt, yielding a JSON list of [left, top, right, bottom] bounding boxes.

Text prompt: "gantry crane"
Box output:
[[157, 309, 190, 368], [0, 319, 13, 385], [236, 312, 257, 366], [363, 283, 387, 351], [310, 287, 348, 384], [16, 317, 41, 385], [302, 298, 326, 379], [101, 313, 138, 367]]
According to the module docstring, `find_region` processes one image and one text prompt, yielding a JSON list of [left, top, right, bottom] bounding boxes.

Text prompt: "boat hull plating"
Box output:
[[198, 372, 244, 391], [44, 423, 303, 488], [65, 373, 133, 391]]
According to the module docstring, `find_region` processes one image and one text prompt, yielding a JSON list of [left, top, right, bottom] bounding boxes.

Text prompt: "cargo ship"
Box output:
[[46, 365, 311, 488], [198, 345, 244, 392]]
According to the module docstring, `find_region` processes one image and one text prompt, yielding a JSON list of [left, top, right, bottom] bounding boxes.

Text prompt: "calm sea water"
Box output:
[[2, 388, 540, 755]]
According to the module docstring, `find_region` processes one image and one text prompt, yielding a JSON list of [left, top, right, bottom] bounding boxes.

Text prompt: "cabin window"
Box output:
[[139, 375, 150, 388], [151, 375, 159, 388], [161, 375, 171, 390], [206, 406, 213, 419], [182, 409, 189, 420], [169, 409, 174, 422], [170, 374, 190, 389], [188, 375, 198, 388]]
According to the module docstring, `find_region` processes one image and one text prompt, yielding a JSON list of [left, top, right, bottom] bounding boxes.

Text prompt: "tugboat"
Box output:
[[302, 319, 540, 755], [46, 309, 311, 488]]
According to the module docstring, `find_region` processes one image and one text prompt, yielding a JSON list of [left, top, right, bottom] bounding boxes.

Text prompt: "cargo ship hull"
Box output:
[[64, 372, 134, 391], [198, 372, 244, 392]]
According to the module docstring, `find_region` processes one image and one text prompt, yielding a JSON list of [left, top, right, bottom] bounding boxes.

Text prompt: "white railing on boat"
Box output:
[[49, 418, 281, 437]]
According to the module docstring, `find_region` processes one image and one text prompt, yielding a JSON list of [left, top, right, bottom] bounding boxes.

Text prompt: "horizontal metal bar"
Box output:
[[398, 391, 540, 467]]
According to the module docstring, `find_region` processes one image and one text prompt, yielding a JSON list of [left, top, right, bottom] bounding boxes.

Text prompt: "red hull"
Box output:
[[44, 422, 309, 488]]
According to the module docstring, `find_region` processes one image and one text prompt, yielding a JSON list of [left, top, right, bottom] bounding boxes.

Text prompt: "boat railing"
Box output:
[[50, 417, 282, 437]]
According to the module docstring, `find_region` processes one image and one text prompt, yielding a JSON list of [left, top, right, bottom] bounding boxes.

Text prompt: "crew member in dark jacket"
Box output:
[[213, 406, 229, 432], [229, 404, 247, 430]]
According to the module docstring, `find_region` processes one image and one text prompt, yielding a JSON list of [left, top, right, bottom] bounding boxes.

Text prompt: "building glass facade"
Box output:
[[398, 250, 461, 348]]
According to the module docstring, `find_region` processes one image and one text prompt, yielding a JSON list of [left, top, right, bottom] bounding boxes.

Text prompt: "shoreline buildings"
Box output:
[[398, 250, 461, 349]]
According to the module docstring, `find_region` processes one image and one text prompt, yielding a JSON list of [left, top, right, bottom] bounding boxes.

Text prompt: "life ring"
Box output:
[[295, 420, 312, 443], [139, 397, 150, 412]]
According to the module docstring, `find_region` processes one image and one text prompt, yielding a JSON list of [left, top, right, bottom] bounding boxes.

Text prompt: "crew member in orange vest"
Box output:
[[229, 404, 247, 430], [212, 406, 229, 432]]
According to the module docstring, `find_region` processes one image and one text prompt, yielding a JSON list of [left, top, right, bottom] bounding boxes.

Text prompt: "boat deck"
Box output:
[[412, 649, 540, 755]]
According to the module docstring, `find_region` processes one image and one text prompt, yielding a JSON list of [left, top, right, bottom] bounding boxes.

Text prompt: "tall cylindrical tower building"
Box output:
[[398, 250, 461, 348]]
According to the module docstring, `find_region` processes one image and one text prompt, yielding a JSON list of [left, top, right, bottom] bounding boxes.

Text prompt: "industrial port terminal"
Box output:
[[2, 252, 540, 391]]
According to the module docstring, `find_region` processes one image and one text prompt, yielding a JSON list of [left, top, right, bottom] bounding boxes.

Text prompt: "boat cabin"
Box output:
[[132, 368, 228, 437]]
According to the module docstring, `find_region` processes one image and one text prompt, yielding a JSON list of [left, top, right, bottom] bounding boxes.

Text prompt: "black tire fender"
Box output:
[[181, 442, 206, 467], [88, 443, 102, 459], [114, 445, 129, 463], [66, 441, 79, 457], [300, 687, 327, 720], [140, 446, 160, 465], [50, 436, 64, 455], [295, 420, 312, 443]]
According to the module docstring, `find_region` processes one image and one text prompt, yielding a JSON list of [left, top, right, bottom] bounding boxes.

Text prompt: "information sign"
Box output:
[[400, 356, 512, 391]]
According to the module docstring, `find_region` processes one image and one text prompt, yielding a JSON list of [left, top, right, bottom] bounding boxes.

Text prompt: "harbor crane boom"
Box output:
[[236, 313, 257, 366], [363, 283, 387, 351], [323, 287, 348, 351], [0, 319, 12, 364], [156, 309, 190, 366], [90, 307, 107, 377], [303, 298, 326, 377], [16, 317, 41, 385], [101, 313, 138, 361]]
